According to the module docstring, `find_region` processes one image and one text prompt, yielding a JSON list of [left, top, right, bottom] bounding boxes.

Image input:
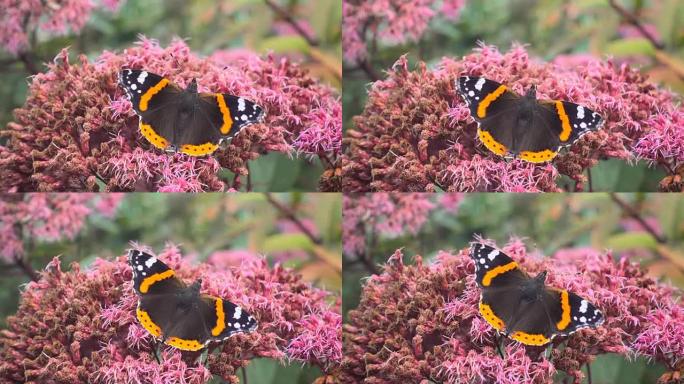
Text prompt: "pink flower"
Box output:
[[0, 0, 125, 55], [0, 244, 341, 383], [342, 240, 684, 383], [0, 193, 123, 263], [343, 193, 436, 256], [343, 0, 466, 64], [342, 44, 683, 191], [0, 37, 341, 192]]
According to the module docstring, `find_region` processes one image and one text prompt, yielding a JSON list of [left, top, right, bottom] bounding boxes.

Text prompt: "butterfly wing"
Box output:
[[457, 77, 522, 157], [158, 295, 257, 351], [172, 93, 264, 156], [119, 69, 183, 151], [128, 250, 187, 340], [549, 100, 603, 145], [470, 243, 530, 333]]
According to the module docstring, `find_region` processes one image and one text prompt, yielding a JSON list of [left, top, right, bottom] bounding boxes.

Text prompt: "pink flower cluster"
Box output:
[[0, 244, 341, 383], [0, 193, 123, 263], [343, 0, 466, 63], [342, 239, 684, 383], [342, 44, 684, 191], [343, 193, 439, 256], [0, 0, 124, 55], [0, 36, 341, 192]]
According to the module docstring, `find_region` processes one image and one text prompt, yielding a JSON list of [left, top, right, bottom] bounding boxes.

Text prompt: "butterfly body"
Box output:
[[127, 250, 257, 351], [469, 243, 603, 346], [457, 76, 604, 163], [118, 69, 264, 157]]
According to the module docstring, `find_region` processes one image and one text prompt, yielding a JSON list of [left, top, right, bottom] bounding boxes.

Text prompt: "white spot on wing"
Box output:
[[238, 97, 246, 111], [241, 114, 247, 121], [580, 122, 587, 129], [468, 90, 475, 97], [580, 316, 587, 323], [577, 106, 585, 119], [234, 306, 242, 319], [487, 250, 499, 261], [579, 300, 588, 313], [131, 84, 137, 90], [137, 71, 148, 84], [144, 256, 157, 268], [475, 78, 486, 91]]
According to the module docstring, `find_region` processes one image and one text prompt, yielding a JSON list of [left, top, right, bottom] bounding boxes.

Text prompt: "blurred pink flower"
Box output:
[[0, 193, 123, 263], [0, 244, 341, 383], [0, 37, 341, 192], [207, 249, 260, 269], [439, 192, 464, 212], [342, 193, 435, 256], [342, 240, 684, 383], [0, 0, 125, 55], [342, 44, 683, 191], [343, 0, 466, 64]]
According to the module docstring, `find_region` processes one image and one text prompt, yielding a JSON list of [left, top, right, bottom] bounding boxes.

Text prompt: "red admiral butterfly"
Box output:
[[470, 243, 604, 346], [128, 250, 257, 351], [457, 77, 604, 163], [118, 69, 264, 157]]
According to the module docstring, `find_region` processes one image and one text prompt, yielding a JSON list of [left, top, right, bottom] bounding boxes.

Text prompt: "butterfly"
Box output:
[[119, 69, 264, 156], [470, 243, 604, 346], [457, 76, 604, 163], [127, 249, 257, 351]]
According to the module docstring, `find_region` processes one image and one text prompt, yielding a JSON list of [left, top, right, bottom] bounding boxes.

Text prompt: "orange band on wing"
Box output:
[[139, 78, 169, 111], [179, 142, 219, 156], [478, 128, 507, 156], [166, 337, 204, 351], [482, 261, 517, 287], [215, 94, 233, 135], [139, 121, 169, 150], [556, 290, 571, 331], [511, 331, 550, 346], [554, 101, 572, 142], [136, 307, 161, 337], [477, 85, 507, 118], [518, 149, 557, 163], [211, 298, 225, 336], [139, 269, 175, 294], [479, 302, 505, 331]]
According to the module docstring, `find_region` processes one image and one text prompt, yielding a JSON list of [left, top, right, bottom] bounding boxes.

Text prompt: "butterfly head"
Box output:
[[521, 270, 547, 300], [525, 84, 537, 100], [186, 78, 198, 93]]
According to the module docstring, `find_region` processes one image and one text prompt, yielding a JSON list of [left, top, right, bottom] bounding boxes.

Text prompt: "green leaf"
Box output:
[[605, 38, 657, 57], [258, 36, 310, 54], [261, 233, 314, 253], [605, 232, 658, 251]]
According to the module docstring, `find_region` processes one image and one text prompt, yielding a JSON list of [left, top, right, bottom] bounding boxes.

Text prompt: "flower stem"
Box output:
[[264, 0, 319, 47], [608, 0, 664, 50], [264, 193, 322, 245], [610, 193, 666, 243]]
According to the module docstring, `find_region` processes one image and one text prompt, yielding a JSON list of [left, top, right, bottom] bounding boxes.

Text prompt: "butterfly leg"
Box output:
[[152, 338, 163, 364], [495, 333, 505, 359]]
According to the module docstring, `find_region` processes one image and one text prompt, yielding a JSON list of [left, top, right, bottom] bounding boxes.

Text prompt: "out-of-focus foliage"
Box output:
[[0, 0, 341, 191], [343, 193, 684, 383], [343, 0, 684, 192], [0, 192, 341, 384]]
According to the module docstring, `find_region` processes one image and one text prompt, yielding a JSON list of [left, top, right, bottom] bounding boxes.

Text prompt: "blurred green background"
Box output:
[[343, 192, 684, 384], [343, 0, 684, 191], [0, 0, 342, 191], [0, 192, 341, 384]]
